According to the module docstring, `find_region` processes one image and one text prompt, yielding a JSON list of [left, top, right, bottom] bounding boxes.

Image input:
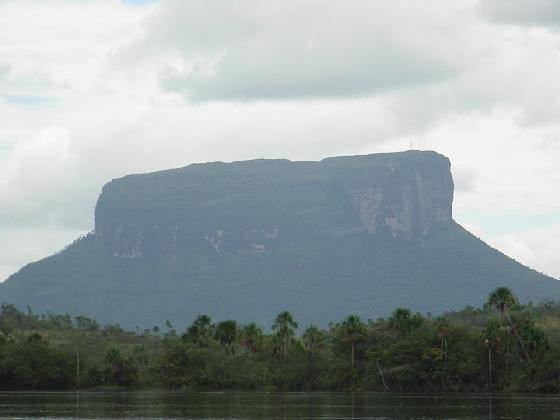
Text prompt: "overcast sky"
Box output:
[[1, 0, 559, 281]]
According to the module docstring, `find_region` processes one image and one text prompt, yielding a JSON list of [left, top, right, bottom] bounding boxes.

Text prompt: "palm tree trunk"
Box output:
[[377, 358, 389, 390], [488, 347, 492, 386], [506, 334, 510, 379], [351, 342, 354, 370], [76, 350, 80, 389]]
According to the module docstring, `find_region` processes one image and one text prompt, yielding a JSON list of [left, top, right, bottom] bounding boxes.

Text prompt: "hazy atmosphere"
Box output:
[[1, 0, 559, 281]]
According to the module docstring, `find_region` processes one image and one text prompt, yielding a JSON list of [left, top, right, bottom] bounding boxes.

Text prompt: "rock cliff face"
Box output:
[[94, 151, 453, 259], [1, 150, 558, 329]]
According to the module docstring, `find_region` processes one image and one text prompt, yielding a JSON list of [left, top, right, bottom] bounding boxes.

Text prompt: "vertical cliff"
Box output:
[[323, 151, 453, 236], [94, 151, 454, 260]]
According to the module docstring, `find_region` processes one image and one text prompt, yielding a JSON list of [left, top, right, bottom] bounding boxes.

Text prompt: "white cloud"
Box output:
[[464, 221, 560, 280], [492, 224, 560, 280], [0, 0, 560, 281], [0, 224, 86, 281]]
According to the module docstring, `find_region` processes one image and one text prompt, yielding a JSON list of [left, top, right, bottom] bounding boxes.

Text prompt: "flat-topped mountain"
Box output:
[[95, 151, 453, 259], [1, 151, 558, 328]]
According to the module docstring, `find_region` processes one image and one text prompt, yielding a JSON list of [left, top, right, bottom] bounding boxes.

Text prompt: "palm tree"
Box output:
[[215, 320, 238, 354], [389, 308, 422, 336], [482, 319, 501, 386], [302, 325, 326, 363], [240, 323, 262, 359], [487, 287, 530, 361], [487, 287, 517, 317], [272, 311, 298, 359], [183, 315, 214, 347], [341, 315, 365, 370]]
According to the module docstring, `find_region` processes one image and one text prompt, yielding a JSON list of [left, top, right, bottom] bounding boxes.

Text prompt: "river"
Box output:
[[1, 391, 559, 418]]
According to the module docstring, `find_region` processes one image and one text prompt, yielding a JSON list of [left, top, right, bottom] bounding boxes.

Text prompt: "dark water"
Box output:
[[1, 391, 560, 419]]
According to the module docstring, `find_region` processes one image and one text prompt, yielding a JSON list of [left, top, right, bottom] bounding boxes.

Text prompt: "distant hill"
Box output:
[[1, 150, 558, 329]]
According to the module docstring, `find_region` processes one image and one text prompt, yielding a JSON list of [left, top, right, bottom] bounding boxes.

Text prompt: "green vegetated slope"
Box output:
[[1, 151, 558, 328]]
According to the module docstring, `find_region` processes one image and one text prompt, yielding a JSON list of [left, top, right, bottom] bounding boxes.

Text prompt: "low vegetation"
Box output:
[[2, 287, 560, 392]]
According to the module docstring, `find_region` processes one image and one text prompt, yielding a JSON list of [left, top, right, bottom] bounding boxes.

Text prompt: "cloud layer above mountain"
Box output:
[[1, 0, 559, 280]]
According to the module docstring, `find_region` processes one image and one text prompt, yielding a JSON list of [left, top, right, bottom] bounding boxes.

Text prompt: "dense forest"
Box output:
[[1, 287, 560, 392]]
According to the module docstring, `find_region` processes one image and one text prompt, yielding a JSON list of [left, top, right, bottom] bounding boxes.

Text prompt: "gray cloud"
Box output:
[[118, 0, 560, 130], [480, 0, 560, 27], [161, 48, 451, 101], [135, 0, 465, 101]]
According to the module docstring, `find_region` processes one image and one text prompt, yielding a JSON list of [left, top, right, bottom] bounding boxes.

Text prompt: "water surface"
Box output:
[[1, 391, 559, 419]]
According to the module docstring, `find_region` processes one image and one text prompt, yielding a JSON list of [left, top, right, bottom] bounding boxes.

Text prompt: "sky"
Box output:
[[0, 0, 559, 281]]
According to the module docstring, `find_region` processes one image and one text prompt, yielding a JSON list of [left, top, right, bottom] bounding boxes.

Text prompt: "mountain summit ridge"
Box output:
[[1, 150, 558, 328], [94, 150, 452, 260]]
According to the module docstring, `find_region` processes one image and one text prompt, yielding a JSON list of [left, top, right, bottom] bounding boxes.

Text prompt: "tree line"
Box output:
[[1, 287, 560, 391]]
